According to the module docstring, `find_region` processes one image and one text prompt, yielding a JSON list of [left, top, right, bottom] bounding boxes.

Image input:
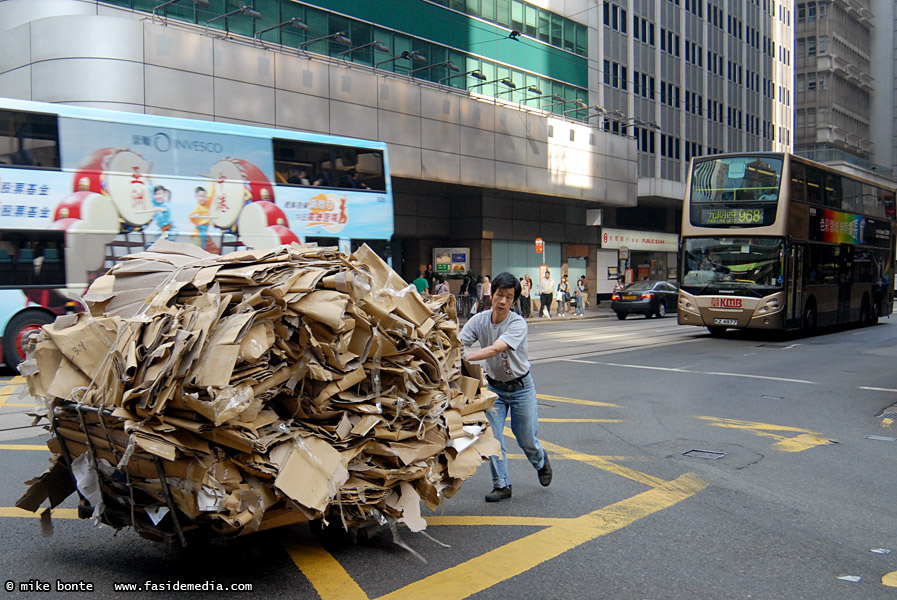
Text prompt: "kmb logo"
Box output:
[[711, 297, 742, 308]]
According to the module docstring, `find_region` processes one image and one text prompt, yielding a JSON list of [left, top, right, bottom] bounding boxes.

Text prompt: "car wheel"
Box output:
[[656, 303, 667, 318], [616, 312, 627, 320]]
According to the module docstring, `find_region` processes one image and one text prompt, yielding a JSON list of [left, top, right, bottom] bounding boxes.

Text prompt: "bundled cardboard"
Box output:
[[17, 240, 498, 545]]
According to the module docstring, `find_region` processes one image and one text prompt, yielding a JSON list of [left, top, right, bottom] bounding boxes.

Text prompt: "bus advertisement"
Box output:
[[678, 152, 896, 336], [0, 98, 394, 365]]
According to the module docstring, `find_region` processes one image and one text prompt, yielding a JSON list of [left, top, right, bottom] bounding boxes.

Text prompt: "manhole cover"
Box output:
[[682, 449, 726, 459], [876, 411, 897, 420]]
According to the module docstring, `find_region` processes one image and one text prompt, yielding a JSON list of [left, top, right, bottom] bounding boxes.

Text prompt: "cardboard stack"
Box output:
[[17, 240, 498, 545]]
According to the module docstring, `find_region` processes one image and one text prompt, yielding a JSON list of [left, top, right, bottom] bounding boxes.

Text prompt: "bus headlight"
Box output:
[[758, 298, 780, 314]]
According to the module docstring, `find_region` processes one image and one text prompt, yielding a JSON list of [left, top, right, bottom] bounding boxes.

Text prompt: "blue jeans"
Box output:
[[485, 373, 546, 488], [574, 295, 584, 315]]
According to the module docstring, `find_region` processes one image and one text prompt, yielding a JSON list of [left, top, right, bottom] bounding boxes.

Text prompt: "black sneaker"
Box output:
[[537, 454, 552, 487], [485, 485, 512, 502]]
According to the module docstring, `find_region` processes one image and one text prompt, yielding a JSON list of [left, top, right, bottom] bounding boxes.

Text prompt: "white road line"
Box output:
[[860, 386, 897, 393], [560, 360, 817, 385]]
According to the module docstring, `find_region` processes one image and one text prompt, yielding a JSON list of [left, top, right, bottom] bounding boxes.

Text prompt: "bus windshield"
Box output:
[[689, 156, 784, 227], [681, 237, 784, 295]]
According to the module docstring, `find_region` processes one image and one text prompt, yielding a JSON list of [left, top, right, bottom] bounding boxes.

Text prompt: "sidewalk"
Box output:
[[456, 298, 616, 325]]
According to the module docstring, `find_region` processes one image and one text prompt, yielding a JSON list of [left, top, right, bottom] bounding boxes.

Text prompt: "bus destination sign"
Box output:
[[701, 207, 764, 226]]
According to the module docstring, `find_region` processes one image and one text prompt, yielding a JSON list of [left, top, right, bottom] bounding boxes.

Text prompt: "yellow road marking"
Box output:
[[285, 539, 369, 600], [376, 474, 707, 600], [0, 444, 47, 451], [0, 507, 79, 519], [426, 516, 569, 527], [2, 403, 36, 408], [883, 571, 897, 587], [537, 394, 619, 408], [537, 438, 666, 488], [697, 416, 835, 453], [882, 418, 893, 428], [538, 418, 622, 423]]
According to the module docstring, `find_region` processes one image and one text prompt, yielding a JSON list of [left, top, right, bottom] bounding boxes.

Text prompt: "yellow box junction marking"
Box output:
[[697, 416, 835, 452], [287, 422, 706, 600]]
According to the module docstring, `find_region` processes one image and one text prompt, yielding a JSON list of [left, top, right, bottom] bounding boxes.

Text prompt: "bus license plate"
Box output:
[[714, 318, 738, 325]]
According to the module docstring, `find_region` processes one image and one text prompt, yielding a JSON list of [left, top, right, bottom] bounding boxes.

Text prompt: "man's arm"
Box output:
[[467, 338, 509, 362]]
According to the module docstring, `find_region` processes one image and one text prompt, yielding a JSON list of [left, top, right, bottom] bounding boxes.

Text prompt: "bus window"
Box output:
[[824, 171, 842, 208], [841, 177, 862, 213], [0, 229, 66, 287], [0, 109, 60, 169], [806, 167, 824, 205], [790, 161, 807, 202], [273, 139, 385, 191]]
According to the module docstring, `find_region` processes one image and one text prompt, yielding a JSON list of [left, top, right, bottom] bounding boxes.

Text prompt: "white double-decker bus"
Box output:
[[0, 98, 393, 365], [678, 152, 896, 336]]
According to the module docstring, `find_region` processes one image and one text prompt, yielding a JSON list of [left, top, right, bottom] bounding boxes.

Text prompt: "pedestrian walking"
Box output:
[[460, 272, 552, 502], [538, 270, 554, 318]]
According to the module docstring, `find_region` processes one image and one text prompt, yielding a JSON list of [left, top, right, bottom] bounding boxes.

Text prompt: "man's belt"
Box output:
[[486, 372, 530, 388]]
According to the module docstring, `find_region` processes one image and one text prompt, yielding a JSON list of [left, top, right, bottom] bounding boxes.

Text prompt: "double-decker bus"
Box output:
[[0, 98, 393, 365], [678, 152, 896, 336]]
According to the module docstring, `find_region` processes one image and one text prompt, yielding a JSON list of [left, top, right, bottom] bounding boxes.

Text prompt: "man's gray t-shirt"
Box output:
[[459, 310, 530, 381]]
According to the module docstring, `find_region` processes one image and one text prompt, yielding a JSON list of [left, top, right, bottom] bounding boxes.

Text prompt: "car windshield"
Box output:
[[680, 237, 784, 296]]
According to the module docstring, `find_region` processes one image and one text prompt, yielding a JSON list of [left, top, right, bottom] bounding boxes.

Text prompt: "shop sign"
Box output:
[[601, 228, 679, 251], [535, 237, 544, 254]]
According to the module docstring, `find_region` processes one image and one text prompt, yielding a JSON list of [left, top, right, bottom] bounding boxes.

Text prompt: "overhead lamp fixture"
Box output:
[[440, 69, 486, 85], [541, 94, 573, 107], [205, 5, 261, 36], [255, 17, 309, 40], [525, 85, 542, 96], [337, 40, 390, 60], [562, 100, 590, 116], [409, 60, 460, 75], [374, 50, 426, 70], [495, 79, 519, 97], [469, 77, 516, 92], [152, 0, 209, 22], [296, 31, 353, 55]]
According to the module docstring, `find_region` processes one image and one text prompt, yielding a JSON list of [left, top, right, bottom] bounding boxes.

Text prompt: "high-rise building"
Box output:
[[595, 0, 794, 282], [793, 0, 875, 169]]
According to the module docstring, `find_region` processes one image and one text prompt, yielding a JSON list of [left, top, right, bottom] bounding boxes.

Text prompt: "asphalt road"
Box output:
[[1, 313, 897, 598]]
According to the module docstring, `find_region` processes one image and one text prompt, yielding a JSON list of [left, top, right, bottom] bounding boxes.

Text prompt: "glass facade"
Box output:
[[106, 0, 587, 113]]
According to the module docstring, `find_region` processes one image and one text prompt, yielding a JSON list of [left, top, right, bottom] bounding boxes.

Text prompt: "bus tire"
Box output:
[[3, 311, 54, 367], [802, 301, 817, 332], [707, 326, 726, 336], [869, 296, 880, 325], [859, 296, 870, 326]]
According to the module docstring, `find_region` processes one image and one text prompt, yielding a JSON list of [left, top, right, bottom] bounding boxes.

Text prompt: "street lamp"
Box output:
[[255, 17, 309, 42], [440, 69, 487, 85], [296, 31, 353, 57], [205, 5, 262, 37], [469, 77, 517, 94], [374, 50, 426, 70], [152, 0, 209, 23], [337, 40, 391, 61], [410, 60, 460, 76]]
